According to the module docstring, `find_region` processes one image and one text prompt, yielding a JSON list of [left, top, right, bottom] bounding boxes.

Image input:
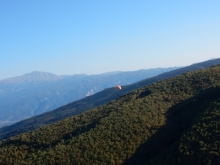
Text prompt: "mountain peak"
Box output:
[[1, 71, 61, 84]]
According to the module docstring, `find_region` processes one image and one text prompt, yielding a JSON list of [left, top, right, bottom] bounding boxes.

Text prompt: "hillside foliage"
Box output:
[[1, 59, 220, 141], [0, 65, 220, 164]]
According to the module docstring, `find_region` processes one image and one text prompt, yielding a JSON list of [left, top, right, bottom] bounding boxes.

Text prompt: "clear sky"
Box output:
[[0, 0, 220, 80]]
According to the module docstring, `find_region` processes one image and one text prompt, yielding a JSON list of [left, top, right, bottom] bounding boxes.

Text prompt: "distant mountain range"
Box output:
[[0, 67, 179, 127], [1, 71, 64, 84], [0, 59, 220, 164]]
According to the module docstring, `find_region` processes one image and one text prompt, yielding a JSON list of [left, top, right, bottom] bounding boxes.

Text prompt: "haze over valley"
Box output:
[[0, 67, 178, 127]]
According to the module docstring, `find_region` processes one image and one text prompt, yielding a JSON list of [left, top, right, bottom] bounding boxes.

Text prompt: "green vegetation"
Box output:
[[0, 65, 220, 164], [144, 86, 220, 165], [1, 58, 219, 140]]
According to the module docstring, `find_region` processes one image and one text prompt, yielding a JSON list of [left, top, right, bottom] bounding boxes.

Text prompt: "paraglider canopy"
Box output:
[[115, 85, 122, 90]]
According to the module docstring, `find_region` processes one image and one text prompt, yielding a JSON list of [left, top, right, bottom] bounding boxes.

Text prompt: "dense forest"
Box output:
[[1, 58, 220, 141], [0, 65, 220, 164]]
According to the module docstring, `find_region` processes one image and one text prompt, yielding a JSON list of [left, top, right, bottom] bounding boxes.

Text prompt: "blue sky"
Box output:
[[0, 1, 220, 80]]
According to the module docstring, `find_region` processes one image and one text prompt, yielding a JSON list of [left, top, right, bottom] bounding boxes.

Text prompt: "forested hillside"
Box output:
[[0, 64, 220, 164], [144, 86, 220, 165], [0, 58, 219, 140]]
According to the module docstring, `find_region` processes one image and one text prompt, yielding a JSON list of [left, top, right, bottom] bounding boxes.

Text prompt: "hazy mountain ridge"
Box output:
[[0, 71, 65, 84], [0, 59, 219, 141], [0, 67, 178, 127], [0, 62, 220, 164]]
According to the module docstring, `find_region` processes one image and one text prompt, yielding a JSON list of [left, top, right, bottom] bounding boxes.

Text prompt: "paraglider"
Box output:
[[115, 85, 122, 90]]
